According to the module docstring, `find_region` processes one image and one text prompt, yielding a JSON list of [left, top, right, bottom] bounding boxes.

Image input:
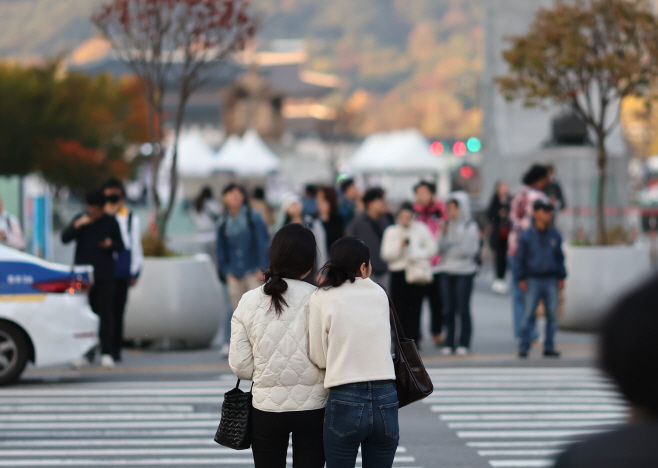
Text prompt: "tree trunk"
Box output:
[[595, 136, 608, 245]]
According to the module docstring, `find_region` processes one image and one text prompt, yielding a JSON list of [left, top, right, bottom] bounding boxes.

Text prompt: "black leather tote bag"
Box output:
[[214, 379, 252, 450], [388, 298, 434, 408]]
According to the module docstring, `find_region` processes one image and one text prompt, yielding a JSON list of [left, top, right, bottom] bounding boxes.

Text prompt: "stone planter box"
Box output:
[[560, 244, 652, 331], [124, 254, 224, 348]]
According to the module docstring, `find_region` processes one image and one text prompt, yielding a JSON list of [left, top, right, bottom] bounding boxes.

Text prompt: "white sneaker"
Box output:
[[100, 354, 116, 369], [219, 344, 230, 358], [441, 347, 453, 356], [70, 357, 88, 369], [492, 279, 509, 294], [456, 347, 469, 356]]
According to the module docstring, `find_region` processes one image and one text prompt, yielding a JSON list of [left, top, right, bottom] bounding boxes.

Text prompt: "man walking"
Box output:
[[0, 196, 25, 250], [508, 164, 551, 341], [62, 190, 124, 368], [413, 180, 448, 346], [347, 187, 394, 285], [103, 178, 144, 363], [515, 200, 566, 358], [217, 184, 270, 356]]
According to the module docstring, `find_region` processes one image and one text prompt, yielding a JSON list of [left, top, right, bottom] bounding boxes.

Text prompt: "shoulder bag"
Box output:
[[388, 296, 434, 407], [405, 258, 433, 285], [214, 379, 252, 450]]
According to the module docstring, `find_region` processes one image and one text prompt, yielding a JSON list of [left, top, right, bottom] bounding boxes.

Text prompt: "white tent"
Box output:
[[165, 130, 218, 177], [214, 129, 280, 176], [350, 129, 449, 174]]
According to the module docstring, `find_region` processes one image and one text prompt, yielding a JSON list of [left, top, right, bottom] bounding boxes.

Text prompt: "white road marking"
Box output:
[[0, 397, 220, 404], [0, 412, 220, 422], [431, 404, 624, 412], [426, 396, 619, 403], [478, 450, 560, 457], [457, 429, 607, 438], [440, 412, 626, 421], [467, 442, 573, 448], [488, 461, 553, 468], [0, 405, 196, 413], [448, 420, 621, 429]]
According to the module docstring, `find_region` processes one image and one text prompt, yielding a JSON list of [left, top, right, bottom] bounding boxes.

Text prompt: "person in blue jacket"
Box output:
[[514, 199, 566, 358], [217, 183, 270, 356]]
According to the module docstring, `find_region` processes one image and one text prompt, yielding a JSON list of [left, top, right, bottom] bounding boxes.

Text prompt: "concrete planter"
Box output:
[[125, 254, 224, 348], [560, 244, 652, 331]]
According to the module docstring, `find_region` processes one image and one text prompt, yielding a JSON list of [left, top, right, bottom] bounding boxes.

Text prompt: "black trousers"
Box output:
[[112, 279, 130, 361], [389, 271, 425, 343], [251, 407, 325, 468], [423, 273, 444, 335], [493, 238, 508, 280], [88, 280, 116, 357]]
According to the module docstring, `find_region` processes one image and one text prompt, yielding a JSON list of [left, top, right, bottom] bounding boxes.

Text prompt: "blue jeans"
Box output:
[[324, 381, 399, 468], [508, 256, 538, 341], [440, 274, 474, 349], [519, 277, 559, 353]]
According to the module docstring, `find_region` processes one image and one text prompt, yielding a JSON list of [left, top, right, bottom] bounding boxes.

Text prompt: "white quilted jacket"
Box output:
[[229, 280, 328, 412]]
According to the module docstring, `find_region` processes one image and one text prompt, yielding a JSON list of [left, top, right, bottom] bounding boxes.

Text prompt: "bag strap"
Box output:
[[379, 284, 406, 349]]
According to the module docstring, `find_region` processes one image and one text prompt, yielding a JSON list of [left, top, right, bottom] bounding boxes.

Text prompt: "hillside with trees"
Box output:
[[0, 0, 483, 139]]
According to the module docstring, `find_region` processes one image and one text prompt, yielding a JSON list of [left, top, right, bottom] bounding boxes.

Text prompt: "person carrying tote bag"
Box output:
[[309, 237, 399, 468], [381, 202, 437, 347], [229, 224, 328, 468]]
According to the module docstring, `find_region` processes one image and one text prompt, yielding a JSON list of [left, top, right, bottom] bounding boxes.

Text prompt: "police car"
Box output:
[[0, 244, 98, 384]]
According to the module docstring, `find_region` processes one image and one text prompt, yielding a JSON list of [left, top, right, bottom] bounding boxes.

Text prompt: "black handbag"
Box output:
[[214, 379, 252, 450], [388, 297, 434, 408]]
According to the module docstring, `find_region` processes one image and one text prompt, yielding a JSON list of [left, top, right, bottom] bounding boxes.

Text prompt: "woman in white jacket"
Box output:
[[309, 237, 398, 468], [229, 223, 328, 468], [381, 202, 437, 347]]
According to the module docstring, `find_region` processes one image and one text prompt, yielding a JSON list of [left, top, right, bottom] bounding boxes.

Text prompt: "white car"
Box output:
[[0, 245, 98, 384]]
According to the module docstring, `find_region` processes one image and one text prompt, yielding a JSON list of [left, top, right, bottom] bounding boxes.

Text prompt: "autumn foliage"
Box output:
[[496, 0, 658, 244]]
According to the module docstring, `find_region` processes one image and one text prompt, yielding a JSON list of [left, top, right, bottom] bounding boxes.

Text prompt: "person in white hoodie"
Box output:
[[438, 191, 480, 356], [309, 237, 398, 468], [381, 202, 437, 347], [229, 223, 327, 468]]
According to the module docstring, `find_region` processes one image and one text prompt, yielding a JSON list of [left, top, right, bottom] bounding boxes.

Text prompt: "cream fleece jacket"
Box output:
[[381, 221, 437, 272], [308, 278, 396, 389]]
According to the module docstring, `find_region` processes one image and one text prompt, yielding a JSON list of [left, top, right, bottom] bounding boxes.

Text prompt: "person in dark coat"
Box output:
[[316, 185, 344, 252], [347, 187, 394, 286], [487, 180, 511, 294], [62, 190, 125, 369], [553, 274, 658, 468]]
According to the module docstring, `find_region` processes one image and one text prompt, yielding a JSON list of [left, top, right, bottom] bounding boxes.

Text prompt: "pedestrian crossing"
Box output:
[[0, 375, 421, 468], [424, 367, 627, 468]]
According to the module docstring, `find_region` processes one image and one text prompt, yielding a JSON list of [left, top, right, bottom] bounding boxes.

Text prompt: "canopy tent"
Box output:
[[348, 129, 452, 198], [349, 129, 449, 174], [214, 129, 280, 176], [164, 130, 218, 177]]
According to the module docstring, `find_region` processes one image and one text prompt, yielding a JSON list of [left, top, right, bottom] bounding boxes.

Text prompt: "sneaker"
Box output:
[[70, 357, 89, 369], [455, 347, 469, 356], [491, 279, 509, 294], [441, 347, 453, 356], [518, 350, 529, 359], [543, 349, 561, 358], [219, 344, 230, 358], [100, 354, 116, 369]]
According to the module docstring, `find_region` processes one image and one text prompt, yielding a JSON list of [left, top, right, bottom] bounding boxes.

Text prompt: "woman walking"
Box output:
[[439, 192, 479, 356], [487, 181, 511, 294], [381, 202, 436, 347], [309, 237, 398, 468], [229, 224, 328, 468], [317, 186, 345, 252]]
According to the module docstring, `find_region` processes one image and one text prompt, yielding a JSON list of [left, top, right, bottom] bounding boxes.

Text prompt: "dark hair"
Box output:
[[414, 180, 437, 195], [193, 186, 213, 213], [318, 237, 370, 289], [363, 187, 385, 206], [340, 178, 355, 193], [253, 187, 266, 201], [398, 201, 415, 215], [85, 190, 106, 207], [101, 178, 126, 196], [305, 184, 318, 198], [318, 186, 339, 216], [448, 198, 460, 208], [263, 224, 317, 315], [600, 274, 658, 416], [522, 164, 549, 186]]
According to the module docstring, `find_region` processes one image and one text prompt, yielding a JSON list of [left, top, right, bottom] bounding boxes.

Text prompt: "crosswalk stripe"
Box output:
[[478, 450, 561, 457], [447, 420, 620, 429], [456, 429, 607, 438], [467, 442, 573, 448], [0, 405, 197, 413], [489, 461, 553, 467], [429, 382, 611, 389], [0, 397, 221, 404], [431, 404, 623, 412], [0, 413, 220, 422], [426, 396, 619, 403], [0, 421, 218, 429], [440, 412, 626, 421]]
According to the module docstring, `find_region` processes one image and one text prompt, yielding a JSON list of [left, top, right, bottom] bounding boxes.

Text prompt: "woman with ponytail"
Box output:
[[229, 223, 328, 468], [309, 237, 398, 468]]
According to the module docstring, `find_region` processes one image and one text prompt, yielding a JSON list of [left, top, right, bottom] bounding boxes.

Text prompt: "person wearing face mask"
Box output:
[[102, 178, 144, 364], [62, 190, 125, 369]]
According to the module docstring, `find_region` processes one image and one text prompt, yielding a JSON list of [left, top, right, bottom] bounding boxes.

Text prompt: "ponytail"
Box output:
[[318, 237, 371, 290], [263, 224, 316, 315], [263, 272, 289, 315]]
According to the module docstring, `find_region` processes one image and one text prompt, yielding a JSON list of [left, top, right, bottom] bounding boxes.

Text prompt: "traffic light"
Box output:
[[453, 141, 467, 157], [460, 165, 474, 179], [466, 137, 481, 153], [430, 141, 444, 156]]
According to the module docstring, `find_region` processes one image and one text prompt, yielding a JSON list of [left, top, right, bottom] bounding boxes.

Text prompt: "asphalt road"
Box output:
[[3, 273, 617, 468]]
